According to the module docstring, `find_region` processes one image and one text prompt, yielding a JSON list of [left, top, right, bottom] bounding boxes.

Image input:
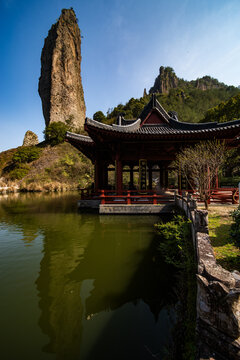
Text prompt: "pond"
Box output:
[[0, 192, 179, 360]]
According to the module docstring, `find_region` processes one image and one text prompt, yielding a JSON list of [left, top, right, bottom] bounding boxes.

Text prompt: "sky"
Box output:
[[1, 0, 240, 151]]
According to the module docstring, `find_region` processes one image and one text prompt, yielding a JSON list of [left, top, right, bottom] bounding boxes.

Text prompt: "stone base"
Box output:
[[78, 199, 100, 209], [99, 204, 174, 214]]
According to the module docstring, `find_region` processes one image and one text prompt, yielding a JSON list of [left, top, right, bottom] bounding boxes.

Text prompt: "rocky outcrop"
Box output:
[[193, 76, 226, 91], [149, 67, 227, 94], [149, 66, 178, 94], [38, 8, 86, 129], [22, 131, 39, 146]]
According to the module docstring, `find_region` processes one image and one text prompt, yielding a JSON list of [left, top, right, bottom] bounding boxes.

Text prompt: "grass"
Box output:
[[207, 205, 240, 271]]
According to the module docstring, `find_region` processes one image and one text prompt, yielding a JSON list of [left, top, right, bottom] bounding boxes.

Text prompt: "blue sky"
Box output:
[[1, 0, 240, 151]]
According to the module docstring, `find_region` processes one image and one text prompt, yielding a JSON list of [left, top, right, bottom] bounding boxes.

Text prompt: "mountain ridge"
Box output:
[[149, 66, 228, 94], [101, 67, 240, 124]]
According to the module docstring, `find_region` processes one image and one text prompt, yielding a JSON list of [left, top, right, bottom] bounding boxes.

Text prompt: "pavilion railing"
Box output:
[[99, 190, 174, 205], [80, 187, 239, 204], [80, 189, 174, 205]]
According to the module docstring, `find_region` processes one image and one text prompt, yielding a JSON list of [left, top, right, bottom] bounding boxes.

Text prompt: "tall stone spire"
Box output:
[[38, 8, 86, 129]]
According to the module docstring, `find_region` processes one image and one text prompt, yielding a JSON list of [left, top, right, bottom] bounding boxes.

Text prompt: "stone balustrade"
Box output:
[[175, 192, 240, 360]]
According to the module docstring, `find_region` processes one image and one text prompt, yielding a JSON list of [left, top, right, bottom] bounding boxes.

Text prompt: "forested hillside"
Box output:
[[94, 67, 239, 124], [202, 93, 240, 123]]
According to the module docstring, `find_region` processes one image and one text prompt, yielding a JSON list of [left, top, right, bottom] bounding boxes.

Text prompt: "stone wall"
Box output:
[[175, 194, 240, 359]]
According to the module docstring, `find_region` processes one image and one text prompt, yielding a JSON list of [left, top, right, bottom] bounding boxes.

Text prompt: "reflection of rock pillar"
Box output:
[[116, 157, 123, 194], [35, 221, 94, 359], [148, 164, 152, 190], [130, 165, 134, 190]]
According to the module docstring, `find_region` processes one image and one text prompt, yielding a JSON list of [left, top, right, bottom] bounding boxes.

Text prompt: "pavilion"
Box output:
[[66, 95, 240, 196]]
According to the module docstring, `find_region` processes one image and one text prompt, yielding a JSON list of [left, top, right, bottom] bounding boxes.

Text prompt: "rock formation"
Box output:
[[22, 130, 39, 146], [143, 88, 147, 97], [149, 66, 178, 94], [38, 8, 86, 129], [194, 76, 225, 91], [149, 66, 227, 94]]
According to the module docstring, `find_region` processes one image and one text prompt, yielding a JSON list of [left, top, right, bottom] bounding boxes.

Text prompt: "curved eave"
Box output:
[[66, 131, 95, 144], [169, 117, 240, 130], [85, 118, 141, 132], [85, 123, 240, 142], [65, 131, 96, 160]]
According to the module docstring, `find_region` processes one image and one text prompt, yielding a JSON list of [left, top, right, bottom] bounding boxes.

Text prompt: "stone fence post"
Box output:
[[194, 209, 208, 234]]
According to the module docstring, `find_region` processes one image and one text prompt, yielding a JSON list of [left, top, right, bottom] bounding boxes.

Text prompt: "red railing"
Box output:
[[80, 187, 239, 205], [191, 188, 239, 204], [80, 189, 174, 205], [99, 190, 174, 205]]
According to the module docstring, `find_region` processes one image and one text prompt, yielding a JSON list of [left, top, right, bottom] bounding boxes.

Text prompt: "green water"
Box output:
[[0, 193, 178, 360]]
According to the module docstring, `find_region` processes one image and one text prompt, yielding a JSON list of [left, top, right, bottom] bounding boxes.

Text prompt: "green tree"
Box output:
[[12, 146, 41, 165], [44, 122, 68, 146], [93, 111, 106, 123], [203, 93, 240, 123]]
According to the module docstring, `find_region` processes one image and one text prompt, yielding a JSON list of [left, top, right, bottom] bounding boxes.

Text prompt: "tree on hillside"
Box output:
[[202, 93, 240, 123], [175, 140, 226, 209], [93, 111, 106, 123], [44, 122, 69, 146]]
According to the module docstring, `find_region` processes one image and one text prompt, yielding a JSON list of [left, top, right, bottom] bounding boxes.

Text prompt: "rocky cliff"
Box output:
[[149, 66, 178, 94], [149, 66, 227, 94], [38, 8, 86, 129]]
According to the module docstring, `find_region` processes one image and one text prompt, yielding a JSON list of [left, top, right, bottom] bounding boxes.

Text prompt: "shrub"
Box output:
[[93, 111, 106, 123], [154, 215, 191, 267], [44, 122, 68, 146], [12, 146, 41, 165], [155, 214, 196, 359], [8, 164, 30, 180], [231, 206, 240, 247]]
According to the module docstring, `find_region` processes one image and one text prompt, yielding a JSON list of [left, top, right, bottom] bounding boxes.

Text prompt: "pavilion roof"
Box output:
[[66, 95, 240, 148], [138, 94, 170, 123], [84, 116, 240, 141]]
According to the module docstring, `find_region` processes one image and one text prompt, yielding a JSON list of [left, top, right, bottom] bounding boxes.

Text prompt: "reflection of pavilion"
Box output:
[[35, 215, 177, 359], [69, 220, 176, 318], [66, 95, 240, 194]]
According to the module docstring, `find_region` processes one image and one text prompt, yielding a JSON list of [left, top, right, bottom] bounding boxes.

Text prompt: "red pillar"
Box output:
[[116, 158, 123, 194], [130, 165, 134, 190], [148, 164, 152, 190], [103, 163, 108, 189], [95, 159, 106, 191], [94, 160, 100, 192], [160, 167, 164, 188], [164, 168, 169, 189]]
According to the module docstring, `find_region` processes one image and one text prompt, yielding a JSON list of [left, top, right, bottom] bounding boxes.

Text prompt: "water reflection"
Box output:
[[0, 193, 178, 360]]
